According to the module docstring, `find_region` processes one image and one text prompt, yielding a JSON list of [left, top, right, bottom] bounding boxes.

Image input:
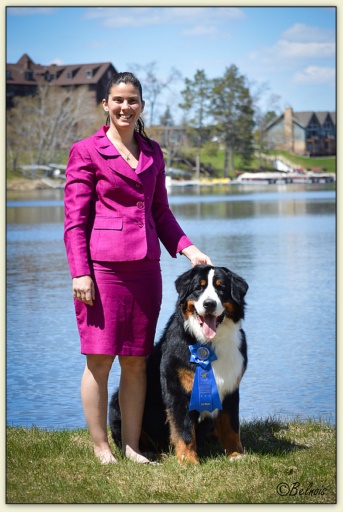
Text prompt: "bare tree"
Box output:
[[7, 86, 102, 170], [250, 81, 281, 169], [128, 62, 182, 127], [158, 106, 186, 169]]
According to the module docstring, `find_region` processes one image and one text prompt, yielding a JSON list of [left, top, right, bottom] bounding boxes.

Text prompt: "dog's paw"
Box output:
[[177, 451, 199, 464], [228, 451, 245, 462]]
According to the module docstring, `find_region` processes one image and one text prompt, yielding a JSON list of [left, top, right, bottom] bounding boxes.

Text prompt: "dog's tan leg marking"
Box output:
[[177, 368, 194, 394], [174, 438, 199, 464], [166, 409, 199, 464], [213, 411, 243, 458]]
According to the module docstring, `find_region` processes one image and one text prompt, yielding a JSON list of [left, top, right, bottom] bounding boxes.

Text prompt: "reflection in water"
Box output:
[[7, 205, 65, 224], [7, 184, 335, 223], [6, 185, 336, 429]]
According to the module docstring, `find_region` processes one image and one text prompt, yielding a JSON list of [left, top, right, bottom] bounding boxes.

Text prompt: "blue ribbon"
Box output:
[[189, 343, 223, 413]]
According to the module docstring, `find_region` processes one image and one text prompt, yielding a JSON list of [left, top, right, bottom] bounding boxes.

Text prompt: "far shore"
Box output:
[[7, 177, 65, 192]]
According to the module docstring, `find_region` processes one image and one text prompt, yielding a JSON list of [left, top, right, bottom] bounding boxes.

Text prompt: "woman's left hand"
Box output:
[[181, 245, 213, 267]]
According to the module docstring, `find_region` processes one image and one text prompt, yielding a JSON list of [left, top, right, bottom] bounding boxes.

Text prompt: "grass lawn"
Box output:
[[6, 417, 336, 504], [171, 148, 336, 177], [267, 149, 336, 173]]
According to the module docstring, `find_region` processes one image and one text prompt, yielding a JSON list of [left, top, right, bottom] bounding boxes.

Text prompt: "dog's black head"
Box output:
[[175, 264, 248, 341]]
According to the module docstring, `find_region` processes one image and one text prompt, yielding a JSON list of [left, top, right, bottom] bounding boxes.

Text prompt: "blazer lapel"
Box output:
[[93, 127, 156, 182], [135, 135, 154, 175], [136, 153, 154, 175], [93, 127, 141, 184]]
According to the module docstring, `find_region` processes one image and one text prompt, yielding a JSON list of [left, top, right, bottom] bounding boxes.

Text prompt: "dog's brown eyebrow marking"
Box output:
[[215, 279, 221, 286], [200, 279, 206, 286]]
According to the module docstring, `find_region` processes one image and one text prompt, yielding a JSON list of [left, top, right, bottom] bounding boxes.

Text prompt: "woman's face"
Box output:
[[102, 82, 145, 132]]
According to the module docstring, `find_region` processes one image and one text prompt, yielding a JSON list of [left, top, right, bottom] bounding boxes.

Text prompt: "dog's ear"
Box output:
[[220, 267, 249, 304], [175, 265, 211, 305], [231, 273, 249, 303], [219, 266, 230, 274], [174, 267, 196, 305]]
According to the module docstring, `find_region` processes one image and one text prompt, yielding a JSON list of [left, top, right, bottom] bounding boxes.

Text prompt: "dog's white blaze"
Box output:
[[194, 269, 224, 317]]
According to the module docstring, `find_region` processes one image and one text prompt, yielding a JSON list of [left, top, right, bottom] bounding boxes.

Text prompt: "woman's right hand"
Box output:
[[73, 275, 95, 306]]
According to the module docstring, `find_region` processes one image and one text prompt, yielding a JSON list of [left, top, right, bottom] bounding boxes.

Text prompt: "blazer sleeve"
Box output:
[[151, 143, 193, 257], [63, 141, 95, 278]]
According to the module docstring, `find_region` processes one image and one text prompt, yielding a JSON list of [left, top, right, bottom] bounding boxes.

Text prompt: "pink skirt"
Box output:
[[74, 259, 162, 356]]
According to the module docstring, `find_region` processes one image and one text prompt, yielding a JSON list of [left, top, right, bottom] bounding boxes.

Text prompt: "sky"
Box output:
[[5, 4, 336, 124]]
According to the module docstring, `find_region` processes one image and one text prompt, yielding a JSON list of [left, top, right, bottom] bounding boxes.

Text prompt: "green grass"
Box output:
[[172, 148, 336, 177], [6, 417, 336, 504], [267, 149, 336, 173]]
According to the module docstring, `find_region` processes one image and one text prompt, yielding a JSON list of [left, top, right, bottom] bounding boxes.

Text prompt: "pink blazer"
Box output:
[[64, 126, 192, 278]]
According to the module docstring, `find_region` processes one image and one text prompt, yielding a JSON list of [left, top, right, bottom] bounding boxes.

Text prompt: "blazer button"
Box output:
[[138, 221, 143, 228], [136, 201, 144, 209]]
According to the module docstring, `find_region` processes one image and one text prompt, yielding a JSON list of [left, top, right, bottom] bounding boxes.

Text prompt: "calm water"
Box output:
[[6, 183, 336, 429]]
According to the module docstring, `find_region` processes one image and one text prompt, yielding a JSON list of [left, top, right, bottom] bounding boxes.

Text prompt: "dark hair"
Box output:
[[104, 72, 152, 144]]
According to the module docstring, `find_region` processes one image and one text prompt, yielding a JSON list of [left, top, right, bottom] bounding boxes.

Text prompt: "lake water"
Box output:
[[6, 183, 336, 429]]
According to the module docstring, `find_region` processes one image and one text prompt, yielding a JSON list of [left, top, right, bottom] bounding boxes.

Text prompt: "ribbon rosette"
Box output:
[[189, 343, 222, 413]]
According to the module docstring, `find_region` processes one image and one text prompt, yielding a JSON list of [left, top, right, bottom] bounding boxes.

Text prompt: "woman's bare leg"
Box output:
[[81, 354, 117, 464], [118, 355, 150, 463]]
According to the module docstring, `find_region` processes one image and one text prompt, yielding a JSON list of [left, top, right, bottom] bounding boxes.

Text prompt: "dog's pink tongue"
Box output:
[[202, 315, 217, 339]]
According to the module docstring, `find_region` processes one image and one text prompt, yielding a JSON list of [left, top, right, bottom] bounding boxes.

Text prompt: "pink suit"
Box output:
[[64, 126, 192, 356]]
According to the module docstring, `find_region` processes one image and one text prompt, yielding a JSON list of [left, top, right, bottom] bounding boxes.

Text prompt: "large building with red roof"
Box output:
[[6, 53, 117, 108]]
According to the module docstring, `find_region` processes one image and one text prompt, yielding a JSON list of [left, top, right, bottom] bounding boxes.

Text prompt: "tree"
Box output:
[[211, 65, 255, 177], [250, 81, 281, 169], [7, 85, 102, 170], [159, 106, 174, 128], [254, 107, 280, 169], [158, 106, 185, 169], [179, 69, 211, 179], [128, 62, 182, 127]]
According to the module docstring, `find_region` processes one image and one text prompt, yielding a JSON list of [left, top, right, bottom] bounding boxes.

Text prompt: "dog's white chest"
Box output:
[[211, 322, 244, 400], [198, 325, 244, 422]]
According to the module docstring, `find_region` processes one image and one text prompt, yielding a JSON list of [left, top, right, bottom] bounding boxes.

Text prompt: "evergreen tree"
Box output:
[[179, 69, 211, 179], [212, 65, 255, 177]]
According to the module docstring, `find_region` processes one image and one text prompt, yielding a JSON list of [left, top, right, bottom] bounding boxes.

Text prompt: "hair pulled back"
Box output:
[[104, 72, 151, 144]]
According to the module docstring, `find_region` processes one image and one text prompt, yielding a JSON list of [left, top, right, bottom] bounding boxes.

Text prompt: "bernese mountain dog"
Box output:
[[109, 264, 248, 464]]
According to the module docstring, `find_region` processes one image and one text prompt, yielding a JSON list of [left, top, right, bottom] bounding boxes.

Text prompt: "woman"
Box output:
[[64, 72, 212, 465]]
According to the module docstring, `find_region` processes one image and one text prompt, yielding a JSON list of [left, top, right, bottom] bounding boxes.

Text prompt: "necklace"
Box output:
[[113, 141, 132, 161], [124, 150, 131, 161], [107, 134, 137, 162], [108, 134, 134, 161]]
